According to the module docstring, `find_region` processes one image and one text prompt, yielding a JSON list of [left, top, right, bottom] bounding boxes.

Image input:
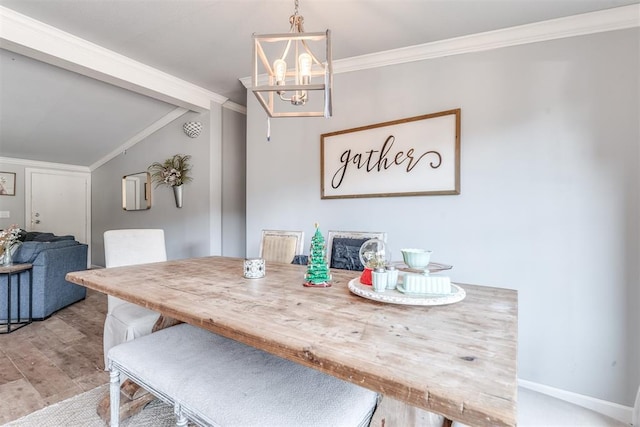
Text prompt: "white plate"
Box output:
[[391, 261, 453, 274], [348, 278, 466, 306]]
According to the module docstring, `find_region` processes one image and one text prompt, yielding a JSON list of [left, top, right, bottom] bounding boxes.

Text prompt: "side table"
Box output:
[[0, 263, 33, 333]]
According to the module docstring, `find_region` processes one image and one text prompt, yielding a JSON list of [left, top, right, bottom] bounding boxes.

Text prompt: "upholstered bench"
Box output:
[[108, 323, 378, 427]]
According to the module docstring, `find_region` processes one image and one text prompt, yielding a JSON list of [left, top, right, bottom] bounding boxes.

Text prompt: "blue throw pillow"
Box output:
[[32, 233, 56, 242]]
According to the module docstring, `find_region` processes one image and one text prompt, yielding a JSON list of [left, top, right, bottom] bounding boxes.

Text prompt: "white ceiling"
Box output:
[[0, 0, 638, 167]]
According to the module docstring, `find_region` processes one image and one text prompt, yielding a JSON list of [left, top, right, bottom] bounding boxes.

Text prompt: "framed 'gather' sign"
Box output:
[[321, 109, 460, 199]]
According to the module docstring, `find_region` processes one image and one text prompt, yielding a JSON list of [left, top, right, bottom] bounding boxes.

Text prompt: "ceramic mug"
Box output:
[[372, 269, 388, 292], [244, 258, 265, 279]]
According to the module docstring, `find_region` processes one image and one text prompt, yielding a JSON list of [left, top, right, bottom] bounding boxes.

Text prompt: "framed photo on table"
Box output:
[[0, 172, 16, 196], [326, 230, 387, 271]]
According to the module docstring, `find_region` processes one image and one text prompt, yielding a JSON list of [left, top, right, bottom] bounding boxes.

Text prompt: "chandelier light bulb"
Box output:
[[273, 59, 287, 85], [298, 53, 312, 84]]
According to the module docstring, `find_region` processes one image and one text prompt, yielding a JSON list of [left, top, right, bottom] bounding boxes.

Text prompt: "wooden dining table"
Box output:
[[66, 256, 517, 426]]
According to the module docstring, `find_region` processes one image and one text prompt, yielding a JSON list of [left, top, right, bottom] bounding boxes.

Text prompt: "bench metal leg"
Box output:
[[175, 403, 188, 427], [110, 368, 121, 427]]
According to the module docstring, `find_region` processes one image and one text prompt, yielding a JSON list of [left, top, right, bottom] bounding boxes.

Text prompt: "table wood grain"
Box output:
[[66, 256, 517, 426]]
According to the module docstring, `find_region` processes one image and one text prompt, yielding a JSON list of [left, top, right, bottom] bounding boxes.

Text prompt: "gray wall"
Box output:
[[221, 107, 247, 257], [92, 110, 213, 264], [0, 162, 25, 230], [91, 105, 247, 265], [246, 29, 639, 406]]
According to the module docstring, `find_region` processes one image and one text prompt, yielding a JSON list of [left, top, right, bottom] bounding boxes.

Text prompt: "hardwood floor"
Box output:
[[0, 289, 109, 424]]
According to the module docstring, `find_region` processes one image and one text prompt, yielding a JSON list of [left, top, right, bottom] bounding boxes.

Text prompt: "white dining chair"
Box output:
[[259, 229, 305, 263], [102, 229, 166, 368]]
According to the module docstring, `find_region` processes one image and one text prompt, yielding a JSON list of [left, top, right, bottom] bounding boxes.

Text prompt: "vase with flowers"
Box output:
[[148, 154, 193, 208], [0, 224, 22, 266]]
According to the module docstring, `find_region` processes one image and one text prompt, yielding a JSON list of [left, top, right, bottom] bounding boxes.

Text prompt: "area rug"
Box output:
[[3, 384, 177, 427]]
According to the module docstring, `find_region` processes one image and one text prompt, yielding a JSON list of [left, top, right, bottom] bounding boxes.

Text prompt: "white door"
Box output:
[[25, 168, 91, 246]]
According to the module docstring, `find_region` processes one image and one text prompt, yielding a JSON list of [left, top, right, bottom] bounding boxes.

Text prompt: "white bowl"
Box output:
[[401, 249, 432, 269]]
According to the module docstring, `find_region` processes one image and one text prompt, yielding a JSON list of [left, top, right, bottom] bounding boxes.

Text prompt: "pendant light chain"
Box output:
[[290, 0, 304, 32]]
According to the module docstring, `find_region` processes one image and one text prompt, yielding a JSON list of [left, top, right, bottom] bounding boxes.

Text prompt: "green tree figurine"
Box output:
[[304, 223, 332, 287]]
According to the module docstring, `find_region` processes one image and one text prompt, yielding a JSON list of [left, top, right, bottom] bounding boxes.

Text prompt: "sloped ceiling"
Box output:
[[0, 49, 176, 166], [0, 0, 638, 168]]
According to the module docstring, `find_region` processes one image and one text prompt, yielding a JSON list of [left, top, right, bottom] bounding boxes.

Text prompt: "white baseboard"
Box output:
[[518, 379, 634, 425]]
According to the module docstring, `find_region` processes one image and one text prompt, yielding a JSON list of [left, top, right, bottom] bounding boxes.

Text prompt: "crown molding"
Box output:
[[89, 107, 188, 171], [0, 6, 227, 112], [0, 156, 91, 172], [336, 4, 639, 74], [222, 101, 247, 115], [240, 4, 639, 88]]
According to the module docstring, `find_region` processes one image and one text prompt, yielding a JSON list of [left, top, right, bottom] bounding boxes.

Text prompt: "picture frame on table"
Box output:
[[0, 172, 16, 196], [325, 230, 387, 271]]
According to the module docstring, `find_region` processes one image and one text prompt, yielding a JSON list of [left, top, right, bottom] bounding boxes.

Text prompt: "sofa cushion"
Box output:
[[43, 235, 75, 242], [14, 240, 79, 264], [23, 231, 75, 242]]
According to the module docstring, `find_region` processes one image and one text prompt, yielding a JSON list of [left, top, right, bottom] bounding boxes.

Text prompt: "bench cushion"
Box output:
[[108, 323, 378, 427]]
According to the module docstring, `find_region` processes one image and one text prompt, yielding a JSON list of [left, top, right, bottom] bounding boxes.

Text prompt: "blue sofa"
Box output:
[[1, 233, 88, 321]]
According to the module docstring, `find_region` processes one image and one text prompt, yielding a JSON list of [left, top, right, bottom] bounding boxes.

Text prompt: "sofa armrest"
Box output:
[[31, 243, 88, 319]]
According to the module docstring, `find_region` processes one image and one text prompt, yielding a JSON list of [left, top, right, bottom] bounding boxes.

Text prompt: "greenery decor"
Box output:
[[303, 223, 332, 287], [148, 154, 193, 188]]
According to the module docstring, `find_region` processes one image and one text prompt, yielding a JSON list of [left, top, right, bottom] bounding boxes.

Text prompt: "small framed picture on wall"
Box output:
[[0, 172, 16, 196]]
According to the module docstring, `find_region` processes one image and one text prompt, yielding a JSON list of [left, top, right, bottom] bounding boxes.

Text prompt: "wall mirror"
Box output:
[[122, 172, 151, 211]]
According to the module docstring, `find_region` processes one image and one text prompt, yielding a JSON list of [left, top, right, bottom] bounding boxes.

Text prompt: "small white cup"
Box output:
[[386, 266, 399, 290], [372, 269, 388, 292], [244, 258, 265, 279]]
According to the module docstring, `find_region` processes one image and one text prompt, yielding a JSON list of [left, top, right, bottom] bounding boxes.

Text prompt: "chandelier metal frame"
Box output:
[[252, 0, 332, 118]]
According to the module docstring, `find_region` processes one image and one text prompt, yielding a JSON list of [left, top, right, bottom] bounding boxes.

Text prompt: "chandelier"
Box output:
[[252, 0, 332, 118]]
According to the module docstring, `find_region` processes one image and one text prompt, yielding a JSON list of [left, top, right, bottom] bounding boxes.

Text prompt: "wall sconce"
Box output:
[[252, 0, 332, 118], [183, 121, 202, 138]]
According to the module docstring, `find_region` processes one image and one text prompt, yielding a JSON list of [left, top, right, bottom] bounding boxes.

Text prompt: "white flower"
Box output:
[[0, 224, 21, 249]]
